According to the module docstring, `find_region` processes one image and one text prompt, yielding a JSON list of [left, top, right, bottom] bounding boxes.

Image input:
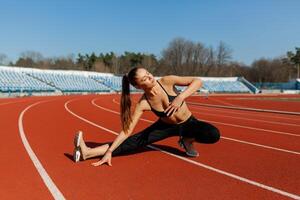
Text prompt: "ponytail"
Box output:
[[121, 74, 132, 134]]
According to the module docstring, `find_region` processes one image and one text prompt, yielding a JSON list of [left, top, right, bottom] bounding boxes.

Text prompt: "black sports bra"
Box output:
[[144, 81, 184, 118]]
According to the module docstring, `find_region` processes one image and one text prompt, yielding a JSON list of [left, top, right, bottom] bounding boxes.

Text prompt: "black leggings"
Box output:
[[111, 115, 220, 156]]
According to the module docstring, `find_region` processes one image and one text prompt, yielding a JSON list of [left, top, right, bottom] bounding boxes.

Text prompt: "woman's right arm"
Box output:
[[92, 97, 149, 166], [106, 100, 145, 152]]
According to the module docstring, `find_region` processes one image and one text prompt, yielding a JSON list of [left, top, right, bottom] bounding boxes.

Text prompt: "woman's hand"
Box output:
[[91, 151, 112, 167], [164, 95, 184, 116]]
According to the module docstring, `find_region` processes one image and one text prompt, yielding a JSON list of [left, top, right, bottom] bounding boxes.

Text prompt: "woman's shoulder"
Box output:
[[136, 94, 151, 111], [159, 75, 178, 85], [160, 75, 199, 87]]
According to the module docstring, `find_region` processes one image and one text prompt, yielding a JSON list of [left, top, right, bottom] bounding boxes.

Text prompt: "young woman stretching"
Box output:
[[73, 67, 220, 166]]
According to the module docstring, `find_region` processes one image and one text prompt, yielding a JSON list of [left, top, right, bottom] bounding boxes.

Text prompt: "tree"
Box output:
[[15, 57, 35, 68], [203, 46, 215, 76], [20, 51, 43, 63], [15, 51, 44, 68], [76, 53, 87, 70], [191, 42, 209, 75], [216, 41, 232, 66], [118, 52, 144, 74], [88, 53, 97, 71], [162, 38, 212, 76], [162, 37, 186, 74], [249, 58, 291, 83], [251, 59, 271, 83], [77, 53, 96, 71], [286, 47, 300, 78]]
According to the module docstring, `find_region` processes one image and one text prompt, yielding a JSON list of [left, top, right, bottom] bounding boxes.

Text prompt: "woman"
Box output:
[[73, 67, 220, 166]]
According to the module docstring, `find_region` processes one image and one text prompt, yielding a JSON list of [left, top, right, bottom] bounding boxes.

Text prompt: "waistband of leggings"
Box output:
[[158, 114, 195, 126], [179, 114, 195, 125]]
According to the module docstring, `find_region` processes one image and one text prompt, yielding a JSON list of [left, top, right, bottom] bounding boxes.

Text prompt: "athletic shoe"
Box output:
[[74, 131, 82, 148], [178, 137, 199, 157], [73, 147, 81, 163], [73, 131, 83, 162]]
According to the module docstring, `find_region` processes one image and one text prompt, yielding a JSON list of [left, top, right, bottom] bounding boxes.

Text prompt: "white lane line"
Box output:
[[189, 105, 300, 126], [111, 98, 300, 138], [187, 101, 300, 116], [221, 136, 300, 155], [190, 107, 300, 127], [115, 96, 300, 123], [18, 100, 65, 200], [97, 99, 300, 155], [65, 98, 300, 200], [204, 119, 299, 137]]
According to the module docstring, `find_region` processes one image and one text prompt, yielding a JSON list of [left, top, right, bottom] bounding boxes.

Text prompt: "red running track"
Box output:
[[188, 93, 300, 112], [0, 94, 299, 199]]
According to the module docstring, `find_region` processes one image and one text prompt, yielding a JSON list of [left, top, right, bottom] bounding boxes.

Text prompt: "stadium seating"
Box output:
[[28, 71, 111, 92], [90, 75, 142, 92], [0, 67, 55, 93], [202, 80, 250, 93], [176, 78, 252, 93], [90, 75, 122, 91], [0, 66, 256, 95]]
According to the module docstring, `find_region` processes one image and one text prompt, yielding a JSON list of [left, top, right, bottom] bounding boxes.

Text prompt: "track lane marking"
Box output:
[[186, 101, 300, 116], [18, 100, 65, 200], [190, 106, 300, 127], [64, 97, 300, 200], [115, 96, 300, 123], [112, 98, 300, 138], [190, 105, 300, 121], [103, 99, 300, 155]]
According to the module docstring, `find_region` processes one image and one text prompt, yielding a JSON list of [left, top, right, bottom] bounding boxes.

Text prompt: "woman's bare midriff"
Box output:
[[160, 102, 192, 125]]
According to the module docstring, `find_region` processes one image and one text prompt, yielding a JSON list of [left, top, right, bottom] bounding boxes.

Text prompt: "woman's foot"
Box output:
[[73, 131, 90, 162], [178, 137, 199, 157]]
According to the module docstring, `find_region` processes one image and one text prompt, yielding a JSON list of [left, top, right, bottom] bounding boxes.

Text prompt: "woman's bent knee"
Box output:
[[195, 126, 220, 144], [211, 128, 220, 143]]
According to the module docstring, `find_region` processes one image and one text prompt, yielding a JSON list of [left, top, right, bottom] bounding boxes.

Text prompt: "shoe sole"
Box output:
[[74, 131, 82, 148], [73, 147, 81, 163], [186, 151, 199, 157]]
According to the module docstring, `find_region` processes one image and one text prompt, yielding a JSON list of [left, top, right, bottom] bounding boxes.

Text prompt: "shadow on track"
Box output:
[[64, 142, 187, 162]]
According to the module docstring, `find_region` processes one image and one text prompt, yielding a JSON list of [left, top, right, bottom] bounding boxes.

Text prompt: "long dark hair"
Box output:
[[121, 67, 139, 133]]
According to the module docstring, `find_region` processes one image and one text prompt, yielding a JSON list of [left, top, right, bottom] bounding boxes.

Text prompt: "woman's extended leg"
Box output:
[[110, 120, 179, 156], [78, 119, 180, 160], [78, 134, 109, 160]]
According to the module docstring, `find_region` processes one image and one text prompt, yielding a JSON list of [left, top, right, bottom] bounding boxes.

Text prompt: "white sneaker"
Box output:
[[73, 147, 81, 163], [74, 131, 82, 148], [73, 131, 83, 162]]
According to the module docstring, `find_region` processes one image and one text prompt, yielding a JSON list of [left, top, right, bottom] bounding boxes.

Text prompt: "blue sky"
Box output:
[[0, 0, 299, 65]]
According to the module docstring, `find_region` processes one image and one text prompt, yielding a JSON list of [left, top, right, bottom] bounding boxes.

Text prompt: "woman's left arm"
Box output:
[[162, 75, 202, 116]]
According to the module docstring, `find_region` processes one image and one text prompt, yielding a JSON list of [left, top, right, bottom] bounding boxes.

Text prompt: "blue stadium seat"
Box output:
[[0, 67, 254, 94]]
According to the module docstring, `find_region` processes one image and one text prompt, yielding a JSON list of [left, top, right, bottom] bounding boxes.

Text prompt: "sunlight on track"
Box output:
[[187, 101, 300, 116], [64, 97, 300, 200], [191, 107, 300, 127], [108, 98, 300, 155], [189, 105, 300, 126], [112, 98, 300, 138], [114, 98, 300, 134]]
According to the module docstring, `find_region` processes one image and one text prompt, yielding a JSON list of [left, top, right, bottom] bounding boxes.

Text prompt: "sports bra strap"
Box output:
[[157, 81, 170, 96]]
